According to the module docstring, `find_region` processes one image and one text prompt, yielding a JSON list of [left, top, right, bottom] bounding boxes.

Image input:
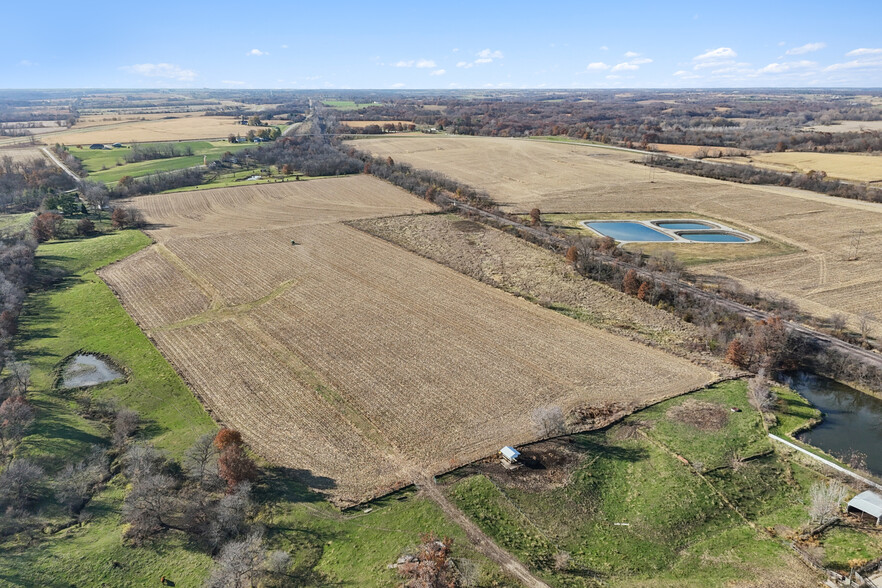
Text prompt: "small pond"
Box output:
[[654, 221, 715, 230], [61, 354, 124, 389], [584, 221, 674, 242], [678, 231, 749, 243], [779, 371, 882, 477]]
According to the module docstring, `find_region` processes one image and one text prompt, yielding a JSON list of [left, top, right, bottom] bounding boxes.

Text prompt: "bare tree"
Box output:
[[123, 443, 166, 480], [112, 408, 140, 449], [0, 459, 45, 509], [747, 369, 777, 412], [55, 446, 108, 512], [184, 432, 220, 488], [829, 313, 847, 336], [205, 530, 267, 588], [858, 311, 876, 347], [122, 473, 178, 543], [531, 405, 566, 438], [808, 480, 847, 526], [205, 482, 252, 550], [0, 396, 35, 452]]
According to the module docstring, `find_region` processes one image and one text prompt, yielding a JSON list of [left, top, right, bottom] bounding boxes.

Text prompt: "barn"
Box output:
[[847, 490, 882, 525]]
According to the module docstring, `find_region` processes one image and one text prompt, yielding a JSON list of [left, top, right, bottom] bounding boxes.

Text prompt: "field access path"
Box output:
[[416, 476, 551, 588]]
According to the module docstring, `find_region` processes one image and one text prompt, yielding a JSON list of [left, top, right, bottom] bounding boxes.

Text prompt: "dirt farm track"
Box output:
[[356, 135, 882, 331], [100, 175, 714, 504]]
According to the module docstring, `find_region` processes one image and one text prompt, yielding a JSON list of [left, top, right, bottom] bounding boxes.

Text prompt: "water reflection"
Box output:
[[779, 371, 882, 477]]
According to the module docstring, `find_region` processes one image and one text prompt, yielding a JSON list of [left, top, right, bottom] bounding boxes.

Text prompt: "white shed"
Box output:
[[500, 446, 520, 463], [847, 490, 882, 524]]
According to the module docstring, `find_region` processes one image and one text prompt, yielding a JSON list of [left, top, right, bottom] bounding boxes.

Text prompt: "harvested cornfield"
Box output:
[[349, 213, 720, 364], [38, 114, 248, 144], [0, 147, 45, 163], [101, 175, 715, 504], [356, 135, 882, 331]]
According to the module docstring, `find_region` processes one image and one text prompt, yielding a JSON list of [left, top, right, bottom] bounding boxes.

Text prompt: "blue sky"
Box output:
[[3, 1, 882, 89]]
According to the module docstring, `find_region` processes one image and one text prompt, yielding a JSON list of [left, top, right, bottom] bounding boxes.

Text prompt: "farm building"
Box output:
[[500, 446, 520, 463], [848, 490, 882, 525], [112, 143, 122, 148], [89, 144, 105, 150]]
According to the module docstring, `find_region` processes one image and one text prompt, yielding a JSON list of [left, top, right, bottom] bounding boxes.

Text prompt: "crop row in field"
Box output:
[[102, 176, 715, 504]]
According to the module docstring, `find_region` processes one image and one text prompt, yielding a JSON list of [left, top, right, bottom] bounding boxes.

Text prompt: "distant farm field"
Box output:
[[356, 135, 882, 330], [722, 151, 882, 183], [101, 175, 714, 504], [43, 114, 248, 145], [0, 146, 45, 163], [804, 120, 882, 133]]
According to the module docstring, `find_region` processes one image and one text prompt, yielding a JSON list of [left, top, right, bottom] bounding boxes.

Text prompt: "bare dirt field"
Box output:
[[100, 174, 714, 504], [723, 151, 882, 183], [356, 135, 882, 330]]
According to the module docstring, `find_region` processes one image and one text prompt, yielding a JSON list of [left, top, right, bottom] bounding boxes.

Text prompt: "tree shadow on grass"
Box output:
[[258, 466, 337, 504]]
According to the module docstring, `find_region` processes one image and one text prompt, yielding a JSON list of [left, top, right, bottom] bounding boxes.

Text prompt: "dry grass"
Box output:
[[356, 135, 882, 331], [723, 151, 882, 183], [101, 175, 714, 504]]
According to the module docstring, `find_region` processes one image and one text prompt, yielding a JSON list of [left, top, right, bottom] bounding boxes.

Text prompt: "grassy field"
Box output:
[[323, 100, 382, 110], [441, 380, 828, 587], [68, 141, 253, 183], [102, 176, 714, 505], [355, 134, 882, 332], [0, 228, 510, 587], [44, 114, 249, 145], [0, 212, 35, 236]]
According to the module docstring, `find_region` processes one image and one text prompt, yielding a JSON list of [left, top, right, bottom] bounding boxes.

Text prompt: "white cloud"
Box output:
[[247, 49, 267, 56], [477, 48, 504, 60], [599, 46, 609, 51], [778, 41, 786, 46], [611, 62, 639, 72], [120, 63, 197, 81], [395, 59, 437, 68], [281, 44, 288, 49], [694, 47, 737, 61], [430, 69, 446, 76], [586, 62, 610, 71], [825, 58, 882, 72], [846, 48, 882, 56], [457, 49, 503, 68], [630, 57, 653, 65], [624, 51, 640, 58], [786, 42, 825, 55], [673, 70, 700, 79], [18, 59, 36, 67], [390, 82, 405, 88], [221, 80, 246, 86], [758, 60, 816, 74]]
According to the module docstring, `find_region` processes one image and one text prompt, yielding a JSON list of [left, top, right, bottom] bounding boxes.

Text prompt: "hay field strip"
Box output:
[[101, 174, 715, 504], [356, 135, 882, 330], [722, 151, 882, 183], [33, 115, 248, 145]]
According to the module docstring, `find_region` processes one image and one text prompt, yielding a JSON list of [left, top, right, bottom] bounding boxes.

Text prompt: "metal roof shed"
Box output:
[[847, 490, 882, 524], [500, 446, 520, 462]]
